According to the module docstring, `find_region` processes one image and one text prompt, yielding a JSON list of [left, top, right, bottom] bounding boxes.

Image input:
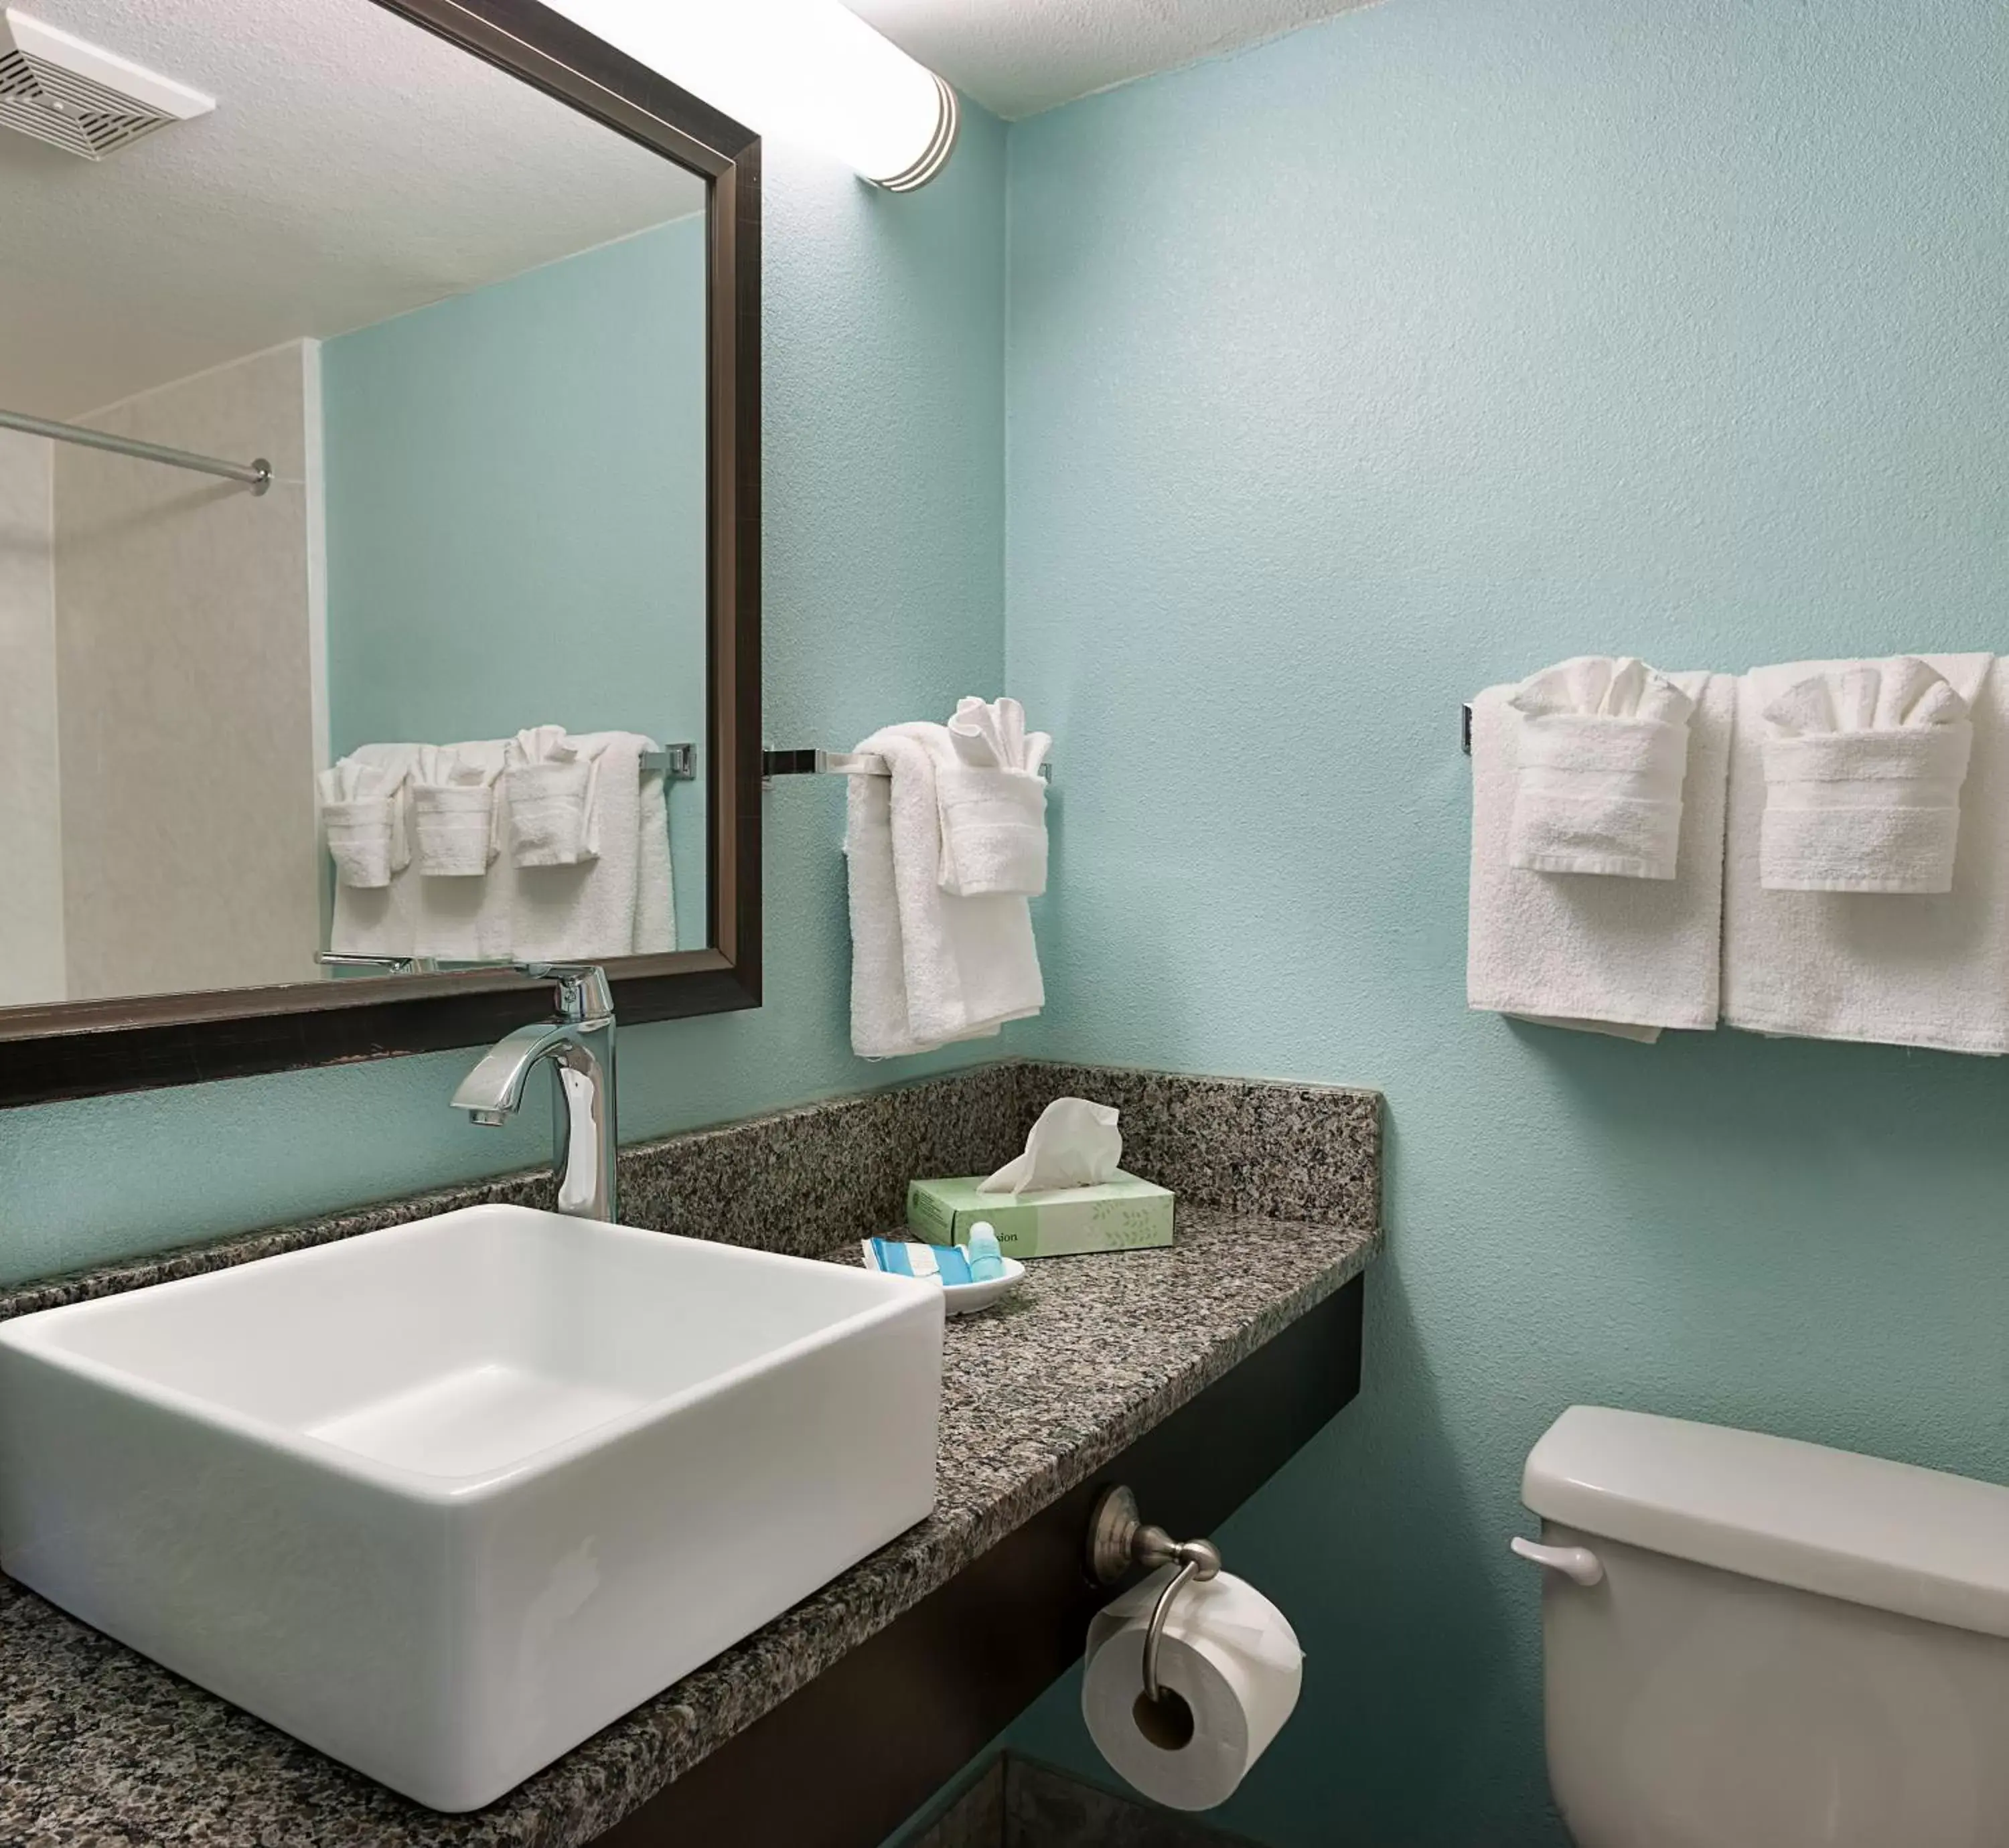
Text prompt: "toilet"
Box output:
[[1516, 1405, 2009, 1847]]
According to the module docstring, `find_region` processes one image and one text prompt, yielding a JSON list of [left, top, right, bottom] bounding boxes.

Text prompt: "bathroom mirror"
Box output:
[[0, 0, 760, 1103]]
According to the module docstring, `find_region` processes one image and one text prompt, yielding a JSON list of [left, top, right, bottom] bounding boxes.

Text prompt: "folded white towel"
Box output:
[[327, 743, 422, 955], [1468, 672, 1732, 1039], [1723, 652, 2009, 1052], [846, 722, 1043, 1057], [317, 755, 411, 890], [1506, 656, 1696, 880], [410, 746, 500, 878], [933, 696, 1052, 898], [1758, 656, 1974, 893], [504, 725, 602, 868], [510, 732, 650, 963], [411, 739, 514, 962]]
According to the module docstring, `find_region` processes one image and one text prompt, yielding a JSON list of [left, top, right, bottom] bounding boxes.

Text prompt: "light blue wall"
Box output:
[[1000, 0, 2009, 1841], [322, 217, 710, 949], [0, 113, 1010, 1288]]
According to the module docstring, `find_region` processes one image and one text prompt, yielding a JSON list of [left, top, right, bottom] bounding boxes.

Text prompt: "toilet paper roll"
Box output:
[[1082, 1565, 1303, 1811]]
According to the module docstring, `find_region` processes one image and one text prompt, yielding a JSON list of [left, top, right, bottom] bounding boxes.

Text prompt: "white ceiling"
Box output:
[[850, 0, 1376, 122], [1, 0, 704, 418]]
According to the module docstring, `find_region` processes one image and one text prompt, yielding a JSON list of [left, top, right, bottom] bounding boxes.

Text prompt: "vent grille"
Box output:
[[0, 46, 172, 158], [0, 10, 212, 161]]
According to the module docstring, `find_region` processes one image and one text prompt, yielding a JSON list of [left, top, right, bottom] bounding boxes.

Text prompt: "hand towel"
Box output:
[[846, 722, 1043, 1057], [1506, 656, 1696, 879], [1722, 652, 2009, 1053], [412, 739, 516, 964], [933, 696, 1053, 898], [1758, 656, 1974, 893], [633, 759, 675, 953], [504, 725, 602, 868], [328, 743, 423, 955], [1468, 672, 1732, 1039], [510, 733, 650, 963], [410, 746, 500, 878], [317, 755, 411, 890]]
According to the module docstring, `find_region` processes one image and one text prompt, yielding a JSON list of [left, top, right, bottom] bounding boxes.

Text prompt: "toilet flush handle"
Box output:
[[1510, 1536, 1604, 1586]]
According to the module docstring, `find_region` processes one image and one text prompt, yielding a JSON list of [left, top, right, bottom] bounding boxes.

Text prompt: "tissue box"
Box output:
[[905, 1172, 1175, 1259]]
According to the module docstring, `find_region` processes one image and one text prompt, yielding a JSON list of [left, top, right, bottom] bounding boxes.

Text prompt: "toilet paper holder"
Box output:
[[1086, 1484, 1223, 1705]]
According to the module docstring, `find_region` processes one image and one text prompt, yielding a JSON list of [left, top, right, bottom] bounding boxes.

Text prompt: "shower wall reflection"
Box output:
[[0, 0, 711, 1010]]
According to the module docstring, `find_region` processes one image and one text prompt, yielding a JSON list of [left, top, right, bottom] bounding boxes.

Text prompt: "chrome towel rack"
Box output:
[[762, 747, 1054, 781], [0, 405, 271, 495], [639, 743, 696, 778]]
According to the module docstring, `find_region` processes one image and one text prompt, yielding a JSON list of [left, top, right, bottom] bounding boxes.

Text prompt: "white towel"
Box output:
[[846, 722, 1043, 1057], [1723, 652, 2009, 1052], [1758, 657, 1974, 893], [410, 746, 500, 878], [332, 734, 668, 964], [634, 761, 675, 954], [328, 744, 423, 955], [317, 755, 411, 890], [934, 696, 1051, 897], [413, 739, 515, 963], [1467, 674, 1732, 1040], [510, 733, 649, 963], [504, 725, 602, 868], [1506, 657, 1696, 880]]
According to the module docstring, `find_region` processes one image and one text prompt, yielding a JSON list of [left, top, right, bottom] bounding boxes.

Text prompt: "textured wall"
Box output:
[[54, 343, 323, 1002], [0, 114, 1009, 1287], [323, 214, 710, 949], [0, 431, 64, 1005], [999, 0, 2009, 1841]]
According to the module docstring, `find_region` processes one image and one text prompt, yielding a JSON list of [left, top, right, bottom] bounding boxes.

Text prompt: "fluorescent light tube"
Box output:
[[549, 0, 957, 191]]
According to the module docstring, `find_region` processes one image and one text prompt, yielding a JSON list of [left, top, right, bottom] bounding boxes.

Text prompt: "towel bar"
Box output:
[[639, 744, 696, 778], [762, 748, 1054, 781]]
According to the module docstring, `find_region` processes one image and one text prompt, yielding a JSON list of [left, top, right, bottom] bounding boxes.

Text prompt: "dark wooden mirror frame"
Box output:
[[0, 0, 760, 1109]]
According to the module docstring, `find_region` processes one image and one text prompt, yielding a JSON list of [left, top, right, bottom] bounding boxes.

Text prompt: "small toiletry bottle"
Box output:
[[966, 1222, 1005, 1282]]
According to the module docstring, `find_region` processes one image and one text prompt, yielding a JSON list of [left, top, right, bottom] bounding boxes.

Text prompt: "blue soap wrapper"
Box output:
[[862, 1237, 974, 1287]]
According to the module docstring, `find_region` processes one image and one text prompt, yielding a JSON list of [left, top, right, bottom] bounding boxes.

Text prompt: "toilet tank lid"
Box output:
[[1523, 1406, 2009, 1639]]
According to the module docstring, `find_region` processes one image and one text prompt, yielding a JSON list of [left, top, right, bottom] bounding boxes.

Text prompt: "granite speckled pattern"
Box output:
[[1017, 1063, 1381, 1226], [0, 1066, 1381, 1847], [0, 1067, 1019, 1320]]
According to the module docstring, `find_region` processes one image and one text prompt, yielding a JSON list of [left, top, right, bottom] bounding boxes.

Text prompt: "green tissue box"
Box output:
[[905, 1172, 1175, 1259]]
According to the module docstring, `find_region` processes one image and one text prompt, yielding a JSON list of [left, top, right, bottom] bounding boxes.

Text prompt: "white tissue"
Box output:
[[980, 1097, 1120, 1195], [1083, 1567, 1303, 1811]]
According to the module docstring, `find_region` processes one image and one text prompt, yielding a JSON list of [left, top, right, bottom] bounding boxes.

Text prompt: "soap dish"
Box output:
[[943, 1257, 1025, 1318]]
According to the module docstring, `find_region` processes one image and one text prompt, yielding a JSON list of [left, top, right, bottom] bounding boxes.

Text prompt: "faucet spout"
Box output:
[[451, 1020, 584, 1119], [451, 966, 618, 1221]]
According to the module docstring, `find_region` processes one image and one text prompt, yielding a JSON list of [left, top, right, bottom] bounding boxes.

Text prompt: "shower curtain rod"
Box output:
[[0, 406, 271, 494]]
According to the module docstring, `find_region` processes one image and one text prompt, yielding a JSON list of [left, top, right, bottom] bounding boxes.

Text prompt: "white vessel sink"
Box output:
[[0, 1205, 943, 1811]]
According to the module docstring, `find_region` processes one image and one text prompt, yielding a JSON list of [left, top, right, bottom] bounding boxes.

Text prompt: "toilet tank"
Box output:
[[1521, 1407, 2009, 1848]]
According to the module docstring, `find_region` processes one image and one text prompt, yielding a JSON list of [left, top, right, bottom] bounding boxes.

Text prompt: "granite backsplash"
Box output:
[[0, 1061, 1380, 1319]]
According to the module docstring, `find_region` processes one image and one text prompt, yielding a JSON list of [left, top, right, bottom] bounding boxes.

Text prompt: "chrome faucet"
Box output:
[[451, 963, 618, 1222]]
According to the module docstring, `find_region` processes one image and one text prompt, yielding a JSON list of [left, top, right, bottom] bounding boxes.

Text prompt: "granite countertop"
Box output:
[[0, 1205, 1378, 1848]]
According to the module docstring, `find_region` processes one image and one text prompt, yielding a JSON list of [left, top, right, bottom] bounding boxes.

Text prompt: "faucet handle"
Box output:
[[512, 961, 613, 1024]]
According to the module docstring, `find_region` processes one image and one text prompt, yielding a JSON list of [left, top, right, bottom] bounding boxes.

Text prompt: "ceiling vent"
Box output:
[[0, 8, 212, 160]]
